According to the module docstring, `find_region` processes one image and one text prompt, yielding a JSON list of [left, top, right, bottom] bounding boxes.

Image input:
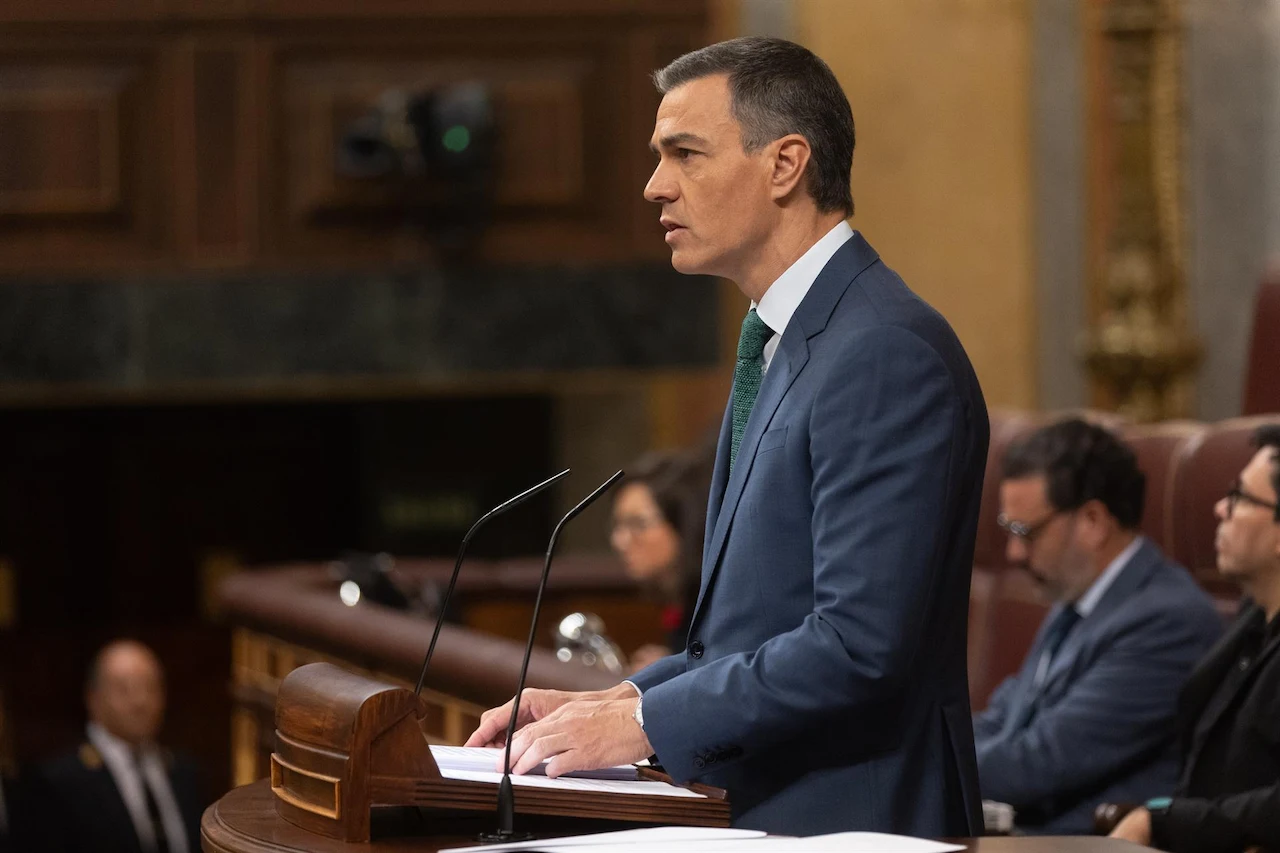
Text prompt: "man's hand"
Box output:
[[1109, 807, 1153, 847], [464, 684, 639, 748], [504, 697, 652, 778]]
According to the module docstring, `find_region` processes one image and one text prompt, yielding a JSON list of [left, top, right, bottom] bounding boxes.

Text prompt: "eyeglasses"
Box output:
[[1224, 481, 1279, 520], [997, 510, 1065, 543], [611, 515, 665, 537]]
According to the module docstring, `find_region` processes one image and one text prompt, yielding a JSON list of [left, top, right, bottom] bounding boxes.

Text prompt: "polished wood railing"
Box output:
[[220, 560, 642, 788]]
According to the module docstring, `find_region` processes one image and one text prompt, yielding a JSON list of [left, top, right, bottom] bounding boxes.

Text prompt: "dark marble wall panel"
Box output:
[[0, 280, 137, 384], [0, 264, 719, 393]]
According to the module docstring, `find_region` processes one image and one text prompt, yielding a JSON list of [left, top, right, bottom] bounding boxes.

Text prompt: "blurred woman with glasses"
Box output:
[[610, 445, 713, 673]]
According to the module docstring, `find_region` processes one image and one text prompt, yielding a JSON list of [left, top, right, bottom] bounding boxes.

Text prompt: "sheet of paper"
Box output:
[[437, 767, 708, 798], [430, 745, 641, 782], [446, 832, 962, 853], [755, 833, 965, 853], [441, 825, 767, 853]]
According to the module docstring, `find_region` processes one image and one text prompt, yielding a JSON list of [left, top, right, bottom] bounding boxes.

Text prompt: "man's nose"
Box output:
[[1005, 536, 1027, 565], [644, 161, 676, 204]]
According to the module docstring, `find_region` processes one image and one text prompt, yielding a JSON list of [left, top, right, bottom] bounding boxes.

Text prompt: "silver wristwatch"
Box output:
[[632, 695, 645, 730]]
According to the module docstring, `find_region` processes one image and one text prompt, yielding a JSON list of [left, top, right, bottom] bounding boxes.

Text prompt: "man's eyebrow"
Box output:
[[649, 132, 710, 154]]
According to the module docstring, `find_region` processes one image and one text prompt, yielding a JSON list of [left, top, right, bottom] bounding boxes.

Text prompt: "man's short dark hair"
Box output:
[[653, 36, 855, 217], [1002, 418, 1146, 530], [1254, 424, 1280, 519]]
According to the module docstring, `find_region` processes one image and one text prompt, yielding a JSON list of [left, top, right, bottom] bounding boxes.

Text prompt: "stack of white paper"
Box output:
[[428, 745, 706, 799], [431, 746, 641, 781]]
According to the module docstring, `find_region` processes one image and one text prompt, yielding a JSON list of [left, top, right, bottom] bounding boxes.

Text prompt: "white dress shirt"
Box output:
[[1075, 535, 1145, 618], [754, 220, 854, 373], [87, 723, 189, 853]]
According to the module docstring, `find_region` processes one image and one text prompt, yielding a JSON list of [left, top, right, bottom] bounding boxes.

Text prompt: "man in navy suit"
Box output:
[[467, 36, 989, 837], [974, 419, 1222, 834]]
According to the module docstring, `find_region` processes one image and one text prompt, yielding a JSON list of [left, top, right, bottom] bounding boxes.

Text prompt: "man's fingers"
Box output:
[[543, 750, 582, 779], [464, 701, 515, 747], [511, 730, 570, 776]]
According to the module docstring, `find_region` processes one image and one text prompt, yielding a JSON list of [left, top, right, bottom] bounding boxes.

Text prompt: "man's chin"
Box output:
[[668, 248, 714, 276], [1215, 557, 1244, 580]]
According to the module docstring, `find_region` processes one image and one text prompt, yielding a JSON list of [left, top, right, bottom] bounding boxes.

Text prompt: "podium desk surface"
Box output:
[[203, 782, 1141, 853]]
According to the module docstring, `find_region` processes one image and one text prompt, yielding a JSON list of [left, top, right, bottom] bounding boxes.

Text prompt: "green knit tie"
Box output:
[[730, 308, 774, 471]]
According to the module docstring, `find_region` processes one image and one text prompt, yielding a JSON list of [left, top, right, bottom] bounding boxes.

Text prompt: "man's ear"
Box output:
[[1078, 500, 1112, 549], [769, 134, 812, 201]]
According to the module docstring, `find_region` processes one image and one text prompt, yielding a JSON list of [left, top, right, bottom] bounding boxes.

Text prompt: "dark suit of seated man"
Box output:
[[1111, 424, 1280, 853], [974, 419, 1223, 834], [31, 640, 205, 853]]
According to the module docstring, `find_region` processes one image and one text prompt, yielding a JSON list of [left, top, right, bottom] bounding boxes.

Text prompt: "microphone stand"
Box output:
[[414, 468, 571, 697], [481, 470, 625, 842]]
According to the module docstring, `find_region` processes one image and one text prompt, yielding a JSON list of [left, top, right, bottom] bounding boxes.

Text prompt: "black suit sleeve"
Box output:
[[1151, 784, 1280, 853]]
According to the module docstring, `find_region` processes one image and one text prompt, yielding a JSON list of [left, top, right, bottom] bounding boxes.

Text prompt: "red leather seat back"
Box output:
[[970, 568, 1049, 711], [1243, 271, 1280, 416], [1120, 421, 1207, 556]]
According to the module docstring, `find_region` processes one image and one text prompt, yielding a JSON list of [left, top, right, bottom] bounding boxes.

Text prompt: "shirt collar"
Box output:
[[753, 220, 854, 340], [1074, 535, 1145, 618], [87, 722, 154, 765]]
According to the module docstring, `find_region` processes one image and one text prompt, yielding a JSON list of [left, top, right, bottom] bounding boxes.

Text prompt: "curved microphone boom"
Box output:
[[413, 468, 571, 697], [487, 469, 626, 840]]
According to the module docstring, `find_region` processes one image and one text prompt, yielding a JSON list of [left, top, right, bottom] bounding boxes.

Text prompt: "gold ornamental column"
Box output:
[[1082, 0, 1200, 421]]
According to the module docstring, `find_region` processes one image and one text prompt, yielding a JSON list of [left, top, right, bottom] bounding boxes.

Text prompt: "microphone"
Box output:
[[483, 470, 625, 842], [413, 469, 571, 696]]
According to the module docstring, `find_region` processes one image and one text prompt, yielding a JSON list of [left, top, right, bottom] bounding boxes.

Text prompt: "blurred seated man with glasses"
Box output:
[[975, 418, 1222, 834], [1110, 424, 1280, 853]]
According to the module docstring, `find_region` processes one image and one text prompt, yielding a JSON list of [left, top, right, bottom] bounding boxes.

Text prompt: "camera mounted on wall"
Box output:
[[337, 82, 498, 256]]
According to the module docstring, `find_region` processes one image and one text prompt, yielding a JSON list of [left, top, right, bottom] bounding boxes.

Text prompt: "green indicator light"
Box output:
[[442, 125, 471, 153]]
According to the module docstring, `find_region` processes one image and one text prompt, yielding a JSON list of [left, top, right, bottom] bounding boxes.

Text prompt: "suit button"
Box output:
[[689, 641, 704, 659], [693, 757, 706, 769]]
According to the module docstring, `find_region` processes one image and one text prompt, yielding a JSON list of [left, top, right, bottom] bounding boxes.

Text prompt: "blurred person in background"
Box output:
[[975, 419, 1221, 833], [610, 446, 713, 672], [1111, 424, 1280, 853], [32, 640, 205, 853]]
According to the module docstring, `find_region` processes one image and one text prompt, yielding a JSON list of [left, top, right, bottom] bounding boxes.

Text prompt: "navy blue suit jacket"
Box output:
[[973, 540, 1222, 834], [631, 232, 989, 837]]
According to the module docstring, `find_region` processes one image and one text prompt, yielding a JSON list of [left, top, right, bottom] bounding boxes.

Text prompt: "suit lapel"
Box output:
[[701, 399, 734, 571], [692, 338, 809, 620], [1041, 541, 1161, 690], [89, 763, 147, 853]]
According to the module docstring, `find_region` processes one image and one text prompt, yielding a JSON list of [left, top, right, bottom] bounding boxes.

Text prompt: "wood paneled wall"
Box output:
[[795, 0, 1039, 410], [0, 1, 707, 272]]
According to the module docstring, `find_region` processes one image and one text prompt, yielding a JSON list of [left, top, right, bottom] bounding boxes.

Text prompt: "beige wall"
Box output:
[[795, 0, 1039, 409]]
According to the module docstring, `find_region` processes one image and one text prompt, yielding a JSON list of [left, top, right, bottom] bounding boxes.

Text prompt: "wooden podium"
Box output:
[[259, 662, 729, 844], [202, 781, 1136, 853]]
